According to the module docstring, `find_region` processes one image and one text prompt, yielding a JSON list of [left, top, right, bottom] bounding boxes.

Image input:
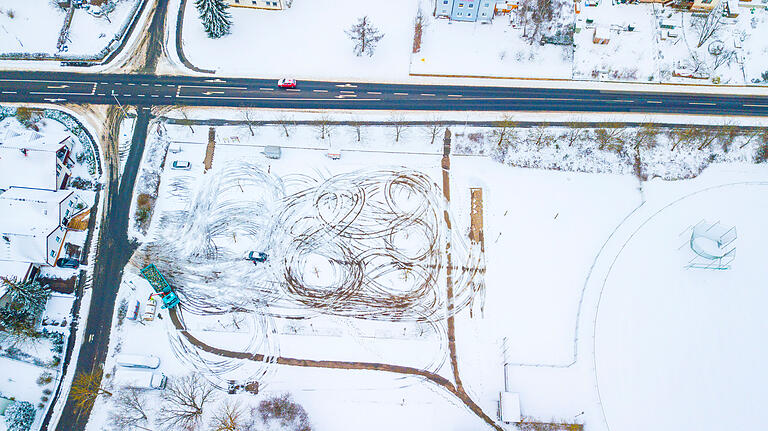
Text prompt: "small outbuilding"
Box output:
[[500, 392, 521, 423], [263, 145, 282, 160]]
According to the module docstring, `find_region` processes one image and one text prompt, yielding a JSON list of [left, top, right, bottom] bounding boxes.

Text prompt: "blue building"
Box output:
[[435, 0, 497, 23]]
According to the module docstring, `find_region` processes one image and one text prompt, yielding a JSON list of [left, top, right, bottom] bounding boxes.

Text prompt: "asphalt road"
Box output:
[[53, 108, 150, 431], [2, 71, 768, 115]]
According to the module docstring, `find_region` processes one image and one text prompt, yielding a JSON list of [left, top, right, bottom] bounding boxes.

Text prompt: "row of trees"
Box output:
[[71, 371, 311, 431]]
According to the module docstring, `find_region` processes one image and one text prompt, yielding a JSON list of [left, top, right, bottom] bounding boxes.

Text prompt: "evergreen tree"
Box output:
[[1, 277, 50, 316], [195, 0, 232, 39], [5, 401, 36, 431], [0, 305, 35, 336], [346, 16, 384, 57]]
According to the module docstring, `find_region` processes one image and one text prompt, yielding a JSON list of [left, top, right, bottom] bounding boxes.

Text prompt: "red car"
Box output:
[[277, 78, 297, 89]]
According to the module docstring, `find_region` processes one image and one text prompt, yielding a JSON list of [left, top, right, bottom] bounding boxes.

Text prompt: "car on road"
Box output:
[[248, 251, 268, 263], [56, 257, 80, 269], [277, 78, 297, 89], [171, 160, 191, 170]]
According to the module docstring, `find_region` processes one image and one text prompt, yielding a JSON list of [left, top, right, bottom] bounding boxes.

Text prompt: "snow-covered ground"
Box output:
[[0, 0, 139, 57], [181, 0, 415, 81], [81, 109, 768, 431]]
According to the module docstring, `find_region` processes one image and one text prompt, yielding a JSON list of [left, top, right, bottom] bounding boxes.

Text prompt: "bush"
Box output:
[[756, 143, 768, 164], [762, 70, 768, 82], [116, 299, 128, 326], [258, 393, 311, 431], [136, 193, 152, 210], [5, 401, 36, 431], [37, 372, 53, 386], [135, 208, 150, 225]]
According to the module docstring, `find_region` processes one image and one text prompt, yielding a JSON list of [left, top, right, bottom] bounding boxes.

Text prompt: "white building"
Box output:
[[0, 126, 73, 192], [0, 188, 83, 268]]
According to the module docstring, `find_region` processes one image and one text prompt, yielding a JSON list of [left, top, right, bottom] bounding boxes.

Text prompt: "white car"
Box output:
[[171, 160, 191, 170]]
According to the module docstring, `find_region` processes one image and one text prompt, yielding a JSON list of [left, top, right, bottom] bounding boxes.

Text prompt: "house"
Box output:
[[0, 124, 73, 192], [0, 188, 84, 268], [593, 26, 610, 44], [226, 0, 283, 10], [434, 0, 500, 23]]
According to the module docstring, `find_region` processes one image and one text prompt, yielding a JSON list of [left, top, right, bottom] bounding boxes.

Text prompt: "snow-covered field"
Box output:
[[0, 0, 139, 57], [181, 0, 415, 81], [81, 109, 768, 431]]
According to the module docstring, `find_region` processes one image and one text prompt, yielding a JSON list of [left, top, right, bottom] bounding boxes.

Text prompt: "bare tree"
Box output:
[[739, 127, 768, 149], [390, 114, 408, 142], [633, 123, 659, 151], [490, 116, 518, 147], [563, 121, 588, 147], [349, 118, 364, 143], [241, 110, 257, 136], [156, 374, 216, 431], [517, 0, 557, 44], [668, 127, 701, 151], [276, 114, 295, 138], [210, 400, 248, 431], [693, 2, 726, 48], [425, 117, 444, 145], [179, 108, 195, 134], [593, 124, 628, 153], [257, 393, 311, 431], [316, 116, 333, 140], [110, 387, 152, 431], [70, 370, 112, 412], [711, 48, 736, 71], [413, 8, 425, 54], [346, 16, 384, 57], [526, 124, 553, 148]]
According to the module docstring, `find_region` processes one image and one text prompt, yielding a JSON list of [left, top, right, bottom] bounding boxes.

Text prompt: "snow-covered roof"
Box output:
[[0, 188, 71, 264], [0, 119, 70, 191], [0, 147, 59, 191], [500, 392, 521, 423]]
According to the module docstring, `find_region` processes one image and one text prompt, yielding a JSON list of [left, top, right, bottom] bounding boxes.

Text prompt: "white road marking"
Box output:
[[128, 83, 135, 86], [367, 91, 382, 95], [164, 95, 172, 98], [394, 92, 408, 96], [202, 91, 224, 95], [689, 102, 716, 106], [177, 94, 379, 102], [155, 84, 163, 87], [335, 94, 358, 99], [167, 84, 175, 87], [1, 91, 17, 94], [47, 85, 69, 89], [286, 89, 301, 92], [204, 78, 227, 83], [151, 95, 159, 98], [43, 98, 66, 103], [259, 87, 274, 91], [97, 93, 106, 96], [608, 99, 635, 103], [138, 94, 146, 97], [115, 83, 122, 85], [31, 91, 92, 96], [447, 94, 463, 97], [123, 94, 131, 97], [646, 100, 662, 104], [340, 90, 355, 94], [336, 83, 358, 88], [141, 83, 149, 86], [313, 89, 328, 93], [421, 93, 436, 97], [743, 104, 768, 108]]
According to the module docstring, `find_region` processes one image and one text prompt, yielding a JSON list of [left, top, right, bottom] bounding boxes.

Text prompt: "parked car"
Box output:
[[248, 251, 268, 264], [56, 257, 80, 269], [114, 369, 167, 390], [277, 78, 297, 89], [171, 160, 191, 170]]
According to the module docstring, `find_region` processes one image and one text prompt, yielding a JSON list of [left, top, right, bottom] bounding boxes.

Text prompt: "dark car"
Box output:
[[247, 251, 268, 264], [56, 257, 80, 269]]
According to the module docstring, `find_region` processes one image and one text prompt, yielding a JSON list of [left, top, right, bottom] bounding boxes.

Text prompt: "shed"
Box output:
[[593, 26, 610, 44], [725, 0, 739, 16], [263, 146, 282, 159], [500, 392, 521, 423]]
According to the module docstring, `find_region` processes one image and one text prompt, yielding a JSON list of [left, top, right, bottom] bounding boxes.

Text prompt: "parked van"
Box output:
[[114, 369, 167, 390], [264, 145, 282, 159], [116, 354, 160, 369]]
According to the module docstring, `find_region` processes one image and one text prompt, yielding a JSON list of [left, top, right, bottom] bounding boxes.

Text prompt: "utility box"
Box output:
[[264, 145, 282, 159]]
